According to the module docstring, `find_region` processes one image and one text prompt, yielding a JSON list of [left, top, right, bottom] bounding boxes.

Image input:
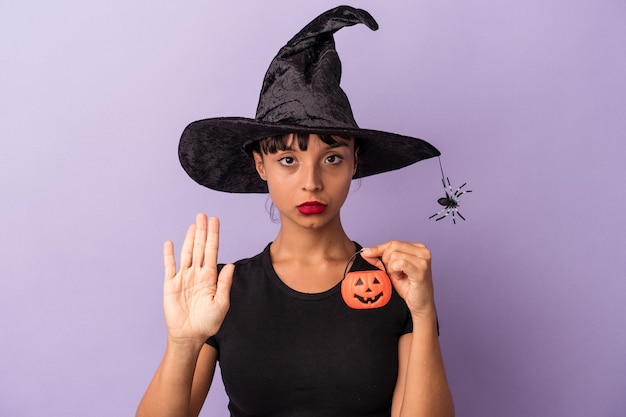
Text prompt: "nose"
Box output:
[[301, 162, 323, 191]]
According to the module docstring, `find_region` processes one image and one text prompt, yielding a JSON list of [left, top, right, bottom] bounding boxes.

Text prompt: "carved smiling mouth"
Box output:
[[354, 292, 384, 304]]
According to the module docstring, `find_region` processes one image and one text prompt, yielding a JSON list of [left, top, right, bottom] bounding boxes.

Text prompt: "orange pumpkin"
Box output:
[[341, 269, 392, 309]]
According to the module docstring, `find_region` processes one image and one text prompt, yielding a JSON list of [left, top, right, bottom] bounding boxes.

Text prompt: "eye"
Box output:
[[355, 278, 364, 286], [325, 154, 343, 164], [278, 156, 296, 166]]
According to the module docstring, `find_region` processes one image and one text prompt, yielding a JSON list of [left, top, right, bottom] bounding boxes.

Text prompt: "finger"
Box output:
[[359, 243, 386, 258], [386, 253, 430, 278], [359, 251, 386, 271], [359, 242, 392, 270], [179, 223, 197, 269], [362, 242, 428, 263], [163, 240, 176, 279], [361, 242, 430, 277], [203, 216, 220, 277], [362, 255, 422, 277], [359, 242, 407, 270], [214, 263, 235, 309], [192, 213, 208, 267]]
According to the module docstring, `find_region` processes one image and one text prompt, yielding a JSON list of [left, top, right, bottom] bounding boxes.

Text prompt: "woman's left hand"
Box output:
[[360, 241, 435, 317]]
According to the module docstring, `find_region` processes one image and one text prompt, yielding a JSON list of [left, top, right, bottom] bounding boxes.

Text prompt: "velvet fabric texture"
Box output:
[[178, 5, 440, 193]]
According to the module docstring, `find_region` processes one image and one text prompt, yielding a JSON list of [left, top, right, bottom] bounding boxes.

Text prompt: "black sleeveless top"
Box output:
[[208, 243, 412, 417]]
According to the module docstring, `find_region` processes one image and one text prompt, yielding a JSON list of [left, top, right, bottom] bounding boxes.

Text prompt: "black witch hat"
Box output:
[[178, 5, 440, 193]]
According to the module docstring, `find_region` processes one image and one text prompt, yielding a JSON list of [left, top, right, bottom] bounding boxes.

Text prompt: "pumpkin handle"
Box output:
[[342, 250, 388, 279]]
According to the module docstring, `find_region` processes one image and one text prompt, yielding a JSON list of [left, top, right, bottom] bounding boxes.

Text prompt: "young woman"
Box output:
[[137, 6, 454, 417]]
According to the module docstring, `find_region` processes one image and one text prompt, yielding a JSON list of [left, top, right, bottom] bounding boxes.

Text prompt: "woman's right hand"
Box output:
[[162, 214, 234, 346]]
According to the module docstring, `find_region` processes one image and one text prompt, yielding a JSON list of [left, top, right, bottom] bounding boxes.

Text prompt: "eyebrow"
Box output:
[[327, 140, 351, 149]]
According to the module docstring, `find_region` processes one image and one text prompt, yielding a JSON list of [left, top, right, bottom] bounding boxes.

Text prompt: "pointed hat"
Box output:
[[178, 5, 440, 193]]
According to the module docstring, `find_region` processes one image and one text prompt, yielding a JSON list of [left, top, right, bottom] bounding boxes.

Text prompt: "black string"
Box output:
[[437, 156, 446, 183]]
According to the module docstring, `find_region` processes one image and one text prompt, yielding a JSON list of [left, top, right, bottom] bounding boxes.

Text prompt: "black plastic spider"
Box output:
[[429, 176, 472, 224]]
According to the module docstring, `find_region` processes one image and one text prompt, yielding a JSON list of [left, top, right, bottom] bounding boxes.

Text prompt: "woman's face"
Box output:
[[253, 134, 357, 229]]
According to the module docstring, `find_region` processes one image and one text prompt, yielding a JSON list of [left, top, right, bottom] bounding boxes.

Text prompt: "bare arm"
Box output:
[[136, 214, 234, 417], [362, 242, 454, 417], [136, 341, 217, 417], [392, 316, 454, 417]]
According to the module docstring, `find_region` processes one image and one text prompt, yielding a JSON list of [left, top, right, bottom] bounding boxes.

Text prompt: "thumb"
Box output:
[[215, 263, 235, 306], [359, 248, 386, 272]]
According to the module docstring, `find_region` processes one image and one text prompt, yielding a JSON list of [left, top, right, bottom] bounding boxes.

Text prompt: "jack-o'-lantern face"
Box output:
[[341, 269, 392, 309]]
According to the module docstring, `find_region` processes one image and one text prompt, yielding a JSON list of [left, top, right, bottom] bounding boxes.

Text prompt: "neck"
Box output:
[[270, 216, 355, 263]]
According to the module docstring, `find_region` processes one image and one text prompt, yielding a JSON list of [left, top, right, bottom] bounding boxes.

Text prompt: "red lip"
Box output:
[[297, 201, 327, 215]]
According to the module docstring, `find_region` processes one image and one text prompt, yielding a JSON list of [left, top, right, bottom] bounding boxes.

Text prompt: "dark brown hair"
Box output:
[[248, 133, 358, 155]]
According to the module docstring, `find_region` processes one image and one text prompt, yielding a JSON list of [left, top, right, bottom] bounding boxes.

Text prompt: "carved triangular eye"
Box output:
[[373, 278, 380, 284], [355, 278, 364, 286]]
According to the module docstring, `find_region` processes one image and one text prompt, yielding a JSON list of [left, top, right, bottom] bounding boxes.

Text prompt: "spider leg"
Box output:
[[457, 211, 466, 221], [429, 207, 450, 221], [454, 182, 473, 197], [429, 210, 444, 220]]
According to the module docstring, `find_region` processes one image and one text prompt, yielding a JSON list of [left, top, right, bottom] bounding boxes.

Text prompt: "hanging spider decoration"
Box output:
[[429, 158, 472, 224]]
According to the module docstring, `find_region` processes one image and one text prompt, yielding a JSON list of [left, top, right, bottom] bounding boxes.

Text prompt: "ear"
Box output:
[[352, 148, 359, 176], [252, 151, 267, 181]]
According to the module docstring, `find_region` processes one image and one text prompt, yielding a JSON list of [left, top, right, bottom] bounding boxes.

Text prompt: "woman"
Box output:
[[137, 6, 454, 417]]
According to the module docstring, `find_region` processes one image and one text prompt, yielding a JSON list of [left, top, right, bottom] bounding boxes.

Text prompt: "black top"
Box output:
[[208, 243, 412, 417]]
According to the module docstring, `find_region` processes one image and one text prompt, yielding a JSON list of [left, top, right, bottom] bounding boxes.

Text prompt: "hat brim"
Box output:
[[178, 117, 440, 193]]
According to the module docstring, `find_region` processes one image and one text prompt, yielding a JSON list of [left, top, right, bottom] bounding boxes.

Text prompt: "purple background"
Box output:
[[1, 1, 625, 416]]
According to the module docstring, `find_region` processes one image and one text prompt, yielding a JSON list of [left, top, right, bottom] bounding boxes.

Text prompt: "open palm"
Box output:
[[163, 214, 234, 344]]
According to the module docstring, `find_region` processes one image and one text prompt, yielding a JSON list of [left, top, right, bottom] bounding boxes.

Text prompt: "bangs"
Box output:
[[256, 133, 350, 154]]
